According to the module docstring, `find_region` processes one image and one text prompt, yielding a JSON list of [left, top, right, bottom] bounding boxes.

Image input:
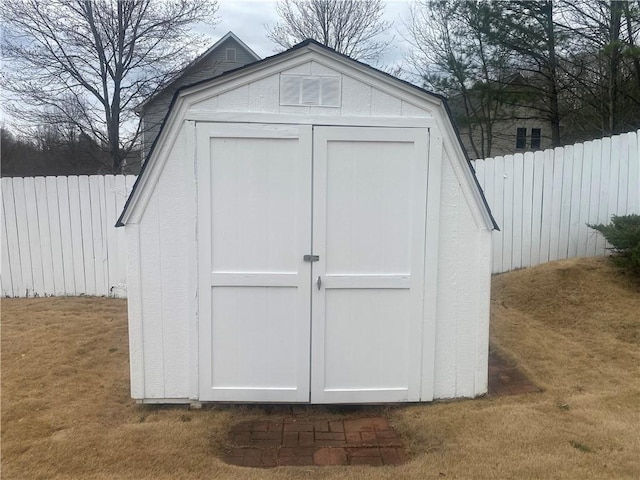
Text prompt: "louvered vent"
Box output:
[[280, 75, 341, 107], [301, 78, 320, 104]]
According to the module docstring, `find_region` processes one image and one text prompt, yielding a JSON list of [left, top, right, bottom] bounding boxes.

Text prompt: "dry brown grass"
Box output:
[[2, 257, 639, 479]]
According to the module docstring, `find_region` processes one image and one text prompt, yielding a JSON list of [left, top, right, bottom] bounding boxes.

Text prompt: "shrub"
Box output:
[[588, 214, 640, 276]]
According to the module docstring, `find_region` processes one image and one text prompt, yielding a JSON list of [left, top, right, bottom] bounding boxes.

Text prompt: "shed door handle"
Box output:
[[316, 276, 322, 290]]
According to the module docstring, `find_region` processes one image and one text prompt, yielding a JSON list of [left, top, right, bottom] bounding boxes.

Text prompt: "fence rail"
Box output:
[[473, 130, 640, 274], [1, 175, 136, 297]]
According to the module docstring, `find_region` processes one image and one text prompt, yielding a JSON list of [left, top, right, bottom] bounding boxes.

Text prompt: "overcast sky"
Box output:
[[0, 1, 415, 127], [211, 0, 413, 67]]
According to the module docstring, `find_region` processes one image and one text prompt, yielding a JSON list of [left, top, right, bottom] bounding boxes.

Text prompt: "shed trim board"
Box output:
[[185, 120, 199, 400], [119, 39, 494, 404], [421, 128, 443, 400]]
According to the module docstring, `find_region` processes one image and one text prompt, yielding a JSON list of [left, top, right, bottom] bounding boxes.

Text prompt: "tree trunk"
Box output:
[[545, 1, 561, 146], [608, 2, 623, 134], [623, 1, 640, 89]]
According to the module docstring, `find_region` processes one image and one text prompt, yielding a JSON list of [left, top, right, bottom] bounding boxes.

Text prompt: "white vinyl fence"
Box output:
[[473, 130, 640, 274], [1, 175, 137, 297], [2, 131, 639, 297]]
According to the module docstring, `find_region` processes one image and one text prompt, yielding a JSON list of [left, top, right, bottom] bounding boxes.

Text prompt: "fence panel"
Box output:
[[587, 139, 603, 257], [2, 131, 639, 294], [46, 177, 66, 295], [1, 174, 136, 297], [2, 179, 22, 297], [474, 129, 640, 273], [530, 150, 544, 266], [628, 132, 640, 213], [2, 194, 14, 297]]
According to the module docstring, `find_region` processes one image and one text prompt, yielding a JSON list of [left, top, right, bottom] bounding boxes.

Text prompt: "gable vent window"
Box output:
[[226, 48, 236, 62], [280, 74, 341, 107]]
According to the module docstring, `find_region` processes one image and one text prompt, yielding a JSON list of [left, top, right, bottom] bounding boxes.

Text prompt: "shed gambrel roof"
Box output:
[[117, 39, 498, 230]]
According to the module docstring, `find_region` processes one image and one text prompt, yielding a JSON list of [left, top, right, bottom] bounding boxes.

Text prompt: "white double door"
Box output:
[[197, 123, 429, 403]]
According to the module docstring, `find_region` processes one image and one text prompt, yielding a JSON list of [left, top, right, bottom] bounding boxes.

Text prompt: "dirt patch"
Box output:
[[2, 257, 639, 479]]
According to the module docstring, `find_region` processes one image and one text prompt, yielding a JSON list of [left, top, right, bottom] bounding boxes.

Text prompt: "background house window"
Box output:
[[516, 128, 527, 149], [531, 128, 541, 149], [226, 48, 236, 62]]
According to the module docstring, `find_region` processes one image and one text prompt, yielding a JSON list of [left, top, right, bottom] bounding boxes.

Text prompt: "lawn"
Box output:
[[2, 257, 639, 479]]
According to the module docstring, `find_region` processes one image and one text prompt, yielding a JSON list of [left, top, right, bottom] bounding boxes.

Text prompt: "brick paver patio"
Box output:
[[221, 351, 539, 468], [223, 417, 405, 467]]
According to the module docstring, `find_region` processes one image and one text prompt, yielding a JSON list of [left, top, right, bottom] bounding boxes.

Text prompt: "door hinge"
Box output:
[[303, 254, 319, 262]]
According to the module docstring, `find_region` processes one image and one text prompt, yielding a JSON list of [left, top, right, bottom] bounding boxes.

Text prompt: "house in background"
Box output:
[[135, 32, 260, 159], [448, 74, 552, 160]]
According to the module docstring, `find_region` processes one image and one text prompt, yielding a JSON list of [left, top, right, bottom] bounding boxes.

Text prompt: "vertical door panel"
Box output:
[[311, 127, 429, 403], [211, 287, 299, 388], [323, 289, 412, 390], [324, 140, 413, 274], [197, 123, 312, 402], [210, 137, 300, 273]]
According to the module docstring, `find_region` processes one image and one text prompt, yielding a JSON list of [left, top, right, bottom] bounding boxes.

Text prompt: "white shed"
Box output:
[[117, 40, 497, 405]]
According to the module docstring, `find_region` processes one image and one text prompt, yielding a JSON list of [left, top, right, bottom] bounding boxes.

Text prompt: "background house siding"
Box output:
[[140, 36, 259, 158], [459, 109, 554, 160]]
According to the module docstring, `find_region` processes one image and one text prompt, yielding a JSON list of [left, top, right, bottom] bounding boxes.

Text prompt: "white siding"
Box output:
[[139, 188, 164, 397], [402, 101, 433, 117], [434, 152, 492, 399], [371, 88, 402, 116], [132, 125, 194, 399], [310, 61, 337, 75], [216, 84, 250, 111], [157, 128, 191, 398], [248, 75, 280, 112], [340, 75, 372, 116], [126, 224, 144, 398]]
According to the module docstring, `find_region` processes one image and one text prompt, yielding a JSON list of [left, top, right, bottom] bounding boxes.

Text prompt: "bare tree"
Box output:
[[405, 1, 514, 158], [475, 1, 572, 148], [266, 0, 392, 63], [1, 0, 218, 173], [561, 0, 640, 138]]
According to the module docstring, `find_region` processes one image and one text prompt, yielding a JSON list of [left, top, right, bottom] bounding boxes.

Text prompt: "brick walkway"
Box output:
[[222, 352, 539, 468], [488, 350, 541, 396], [223, 417, 405, 467]]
